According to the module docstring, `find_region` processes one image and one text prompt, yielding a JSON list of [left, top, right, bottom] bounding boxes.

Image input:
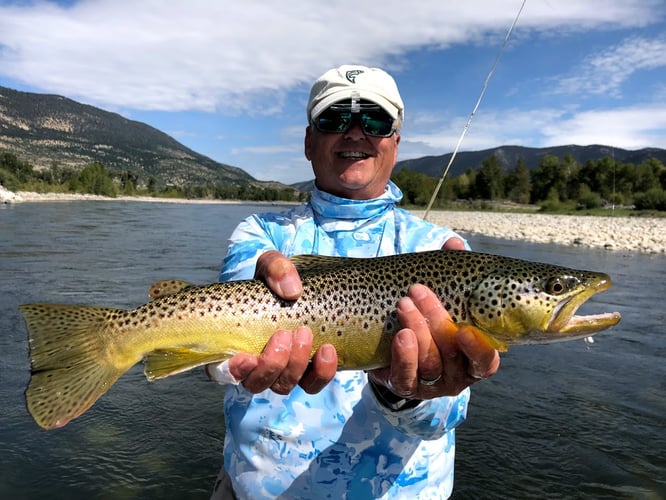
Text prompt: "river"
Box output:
[[1, 201, 664, 499]]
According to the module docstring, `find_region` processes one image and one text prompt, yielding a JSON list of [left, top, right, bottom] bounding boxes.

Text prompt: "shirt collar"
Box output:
[[310, 181, 403, 221]]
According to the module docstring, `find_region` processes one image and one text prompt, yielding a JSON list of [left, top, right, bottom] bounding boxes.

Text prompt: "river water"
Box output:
[[1, 201, 664, 499]]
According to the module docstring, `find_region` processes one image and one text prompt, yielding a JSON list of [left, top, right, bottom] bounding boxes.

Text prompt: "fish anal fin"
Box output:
[[148, 279, 195, 300], [144, 348, 229, 380]]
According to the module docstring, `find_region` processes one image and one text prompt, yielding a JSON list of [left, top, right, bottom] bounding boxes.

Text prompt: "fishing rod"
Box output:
[[423, 0, 527, 220]]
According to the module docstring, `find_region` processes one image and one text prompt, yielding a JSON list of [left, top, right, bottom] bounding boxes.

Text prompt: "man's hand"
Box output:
[[206, 251, 338, 394], [368, 283, 500, 401]]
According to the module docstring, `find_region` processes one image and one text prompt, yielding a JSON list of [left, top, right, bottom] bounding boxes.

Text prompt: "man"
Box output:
[[207, 65, 500, 499]]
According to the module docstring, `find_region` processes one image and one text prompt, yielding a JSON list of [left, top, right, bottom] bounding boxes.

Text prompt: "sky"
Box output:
[[0, 0, 665, 185]]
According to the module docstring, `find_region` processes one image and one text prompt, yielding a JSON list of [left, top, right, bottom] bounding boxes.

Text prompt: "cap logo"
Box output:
[[345, 69, 364, 83]]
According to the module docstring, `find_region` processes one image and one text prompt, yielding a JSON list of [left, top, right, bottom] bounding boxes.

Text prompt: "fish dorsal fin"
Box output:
[[289, 254, 356, 275], [148, 279, 195, 300]]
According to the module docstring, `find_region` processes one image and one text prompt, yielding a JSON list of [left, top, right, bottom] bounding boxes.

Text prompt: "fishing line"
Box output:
[[423, 0, 527, 220]]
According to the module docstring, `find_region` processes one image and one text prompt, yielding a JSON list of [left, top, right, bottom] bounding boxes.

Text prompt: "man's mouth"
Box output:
[[337, 151, 370, 160]]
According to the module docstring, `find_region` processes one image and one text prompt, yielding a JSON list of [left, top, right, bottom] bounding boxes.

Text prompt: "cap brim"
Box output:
[[310, 90, 401, 122]]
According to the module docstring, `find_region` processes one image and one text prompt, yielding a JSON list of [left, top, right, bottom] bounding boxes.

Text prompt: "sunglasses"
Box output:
[[313, 104, 397, 137]]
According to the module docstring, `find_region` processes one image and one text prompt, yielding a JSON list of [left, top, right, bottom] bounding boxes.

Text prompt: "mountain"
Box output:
[[0, 85, 258, 187], [2, 85, 663, 191], [291, 145, 666, 192], [394, 144, 666, 178]]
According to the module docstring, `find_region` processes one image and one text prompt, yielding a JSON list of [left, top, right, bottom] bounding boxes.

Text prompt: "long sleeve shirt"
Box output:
[[219, 181, 470, 499]]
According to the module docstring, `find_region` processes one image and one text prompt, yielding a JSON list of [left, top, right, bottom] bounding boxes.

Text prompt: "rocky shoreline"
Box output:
[[419, 210, 665, 254], [1, 187, 241, 204], [2, 186, 664, 253]]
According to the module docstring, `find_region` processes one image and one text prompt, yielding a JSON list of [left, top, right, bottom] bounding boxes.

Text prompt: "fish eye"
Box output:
[[545, 276, 577, 295]]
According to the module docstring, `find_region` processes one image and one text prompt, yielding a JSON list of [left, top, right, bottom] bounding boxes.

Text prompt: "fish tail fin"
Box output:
[[19, 303, 133, 430]]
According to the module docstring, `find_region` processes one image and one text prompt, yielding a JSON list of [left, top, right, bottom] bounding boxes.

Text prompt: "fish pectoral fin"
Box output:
[[459, 323, 509, 352], [148, 279, 195, 300], [144, 348, 228, 381], [483, 333, 509, 353]]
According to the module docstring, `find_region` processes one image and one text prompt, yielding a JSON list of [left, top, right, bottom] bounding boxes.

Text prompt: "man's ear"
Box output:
[[304, 126, 312, 161], [393, 133, 401, 163]]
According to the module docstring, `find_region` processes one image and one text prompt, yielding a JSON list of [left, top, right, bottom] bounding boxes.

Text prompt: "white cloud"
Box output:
[[245, 159, 312, 184], [231, 145, 299, 156], [540, 105, 666, 148], [554, 35, 666, 97], [401, 103, 666, 156], [0, 0, 661, 113]]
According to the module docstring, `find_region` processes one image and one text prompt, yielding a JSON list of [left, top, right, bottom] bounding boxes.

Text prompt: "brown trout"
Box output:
[[20, 250, 621, 430]]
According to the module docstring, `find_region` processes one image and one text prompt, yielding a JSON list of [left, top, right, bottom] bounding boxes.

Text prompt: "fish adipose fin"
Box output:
[[148, 279, 195, 300], [19, 303, 135, 430]]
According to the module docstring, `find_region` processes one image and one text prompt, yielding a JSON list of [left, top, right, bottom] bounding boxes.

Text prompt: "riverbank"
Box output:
[[2, 188, 244, 204], [3, 187, 664, 253], [420, 210, 665, 254]]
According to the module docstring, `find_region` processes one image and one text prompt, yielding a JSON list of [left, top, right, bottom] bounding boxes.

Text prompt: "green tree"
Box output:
[[473, 155, 505, 200], [506, 158, 531, 204], [634, 158, 663, 193], [576, 184, 603, 209], [530, 154, 566, 203], [391, 168, 437, 205], [69, 162, 117, 196], [634, 188, 666, 211], [0, 152, 34, 188], [451, 169, 475, 199], [119, 170, 138, 195], [147, 176, 158, 193]]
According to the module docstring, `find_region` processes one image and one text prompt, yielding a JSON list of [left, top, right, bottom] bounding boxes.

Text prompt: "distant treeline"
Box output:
[[392, 153, 666, 211], [3, 151, 666, 211], [0, 152, 306, 203]]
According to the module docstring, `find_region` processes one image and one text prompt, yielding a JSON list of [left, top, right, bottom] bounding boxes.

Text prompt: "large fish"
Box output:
[[20, 250, 621, 430]]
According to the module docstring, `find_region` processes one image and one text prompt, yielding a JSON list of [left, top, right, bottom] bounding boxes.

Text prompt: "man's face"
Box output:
[[304, 107, 400, 200]]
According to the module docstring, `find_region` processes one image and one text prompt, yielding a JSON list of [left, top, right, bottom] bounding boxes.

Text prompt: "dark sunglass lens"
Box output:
[[316, 110, 351, 133], [360, 111, 395, 136], [315, 105, 395, 136]]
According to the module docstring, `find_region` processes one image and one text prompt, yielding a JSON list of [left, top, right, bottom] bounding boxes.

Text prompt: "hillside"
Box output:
[[0, 86, 257, 187], [395, 144, 666, 177], [2, 84, 663, 192], [291, 144, 666, 193]]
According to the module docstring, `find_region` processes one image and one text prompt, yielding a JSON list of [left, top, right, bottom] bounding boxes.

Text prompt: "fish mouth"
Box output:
[[547, 274, 621, 335]]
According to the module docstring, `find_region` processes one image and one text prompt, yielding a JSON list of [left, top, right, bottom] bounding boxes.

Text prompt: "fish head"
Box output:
[[468, 259, 621, 346]]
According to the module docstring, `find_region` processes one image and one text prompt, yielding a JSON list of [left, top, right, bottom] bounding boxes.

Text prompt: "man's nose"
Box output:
[[343, 116, 366, 139]]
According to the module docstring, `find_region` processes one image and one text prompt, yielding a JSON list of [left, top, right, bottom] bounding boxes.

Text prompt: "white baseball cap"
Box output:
[[307, 65, 405, 123]]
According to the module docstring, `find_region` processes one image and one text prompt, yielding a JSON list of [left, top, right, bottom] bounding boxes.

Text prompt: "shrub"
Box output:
[[633, 188, 666, 211], [576, 191, 603, 210]]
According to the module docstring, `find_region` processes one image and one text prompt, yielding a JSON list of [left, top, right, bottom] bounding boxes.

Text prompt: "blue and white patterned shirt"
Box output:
[[220, 181, 471, 499]]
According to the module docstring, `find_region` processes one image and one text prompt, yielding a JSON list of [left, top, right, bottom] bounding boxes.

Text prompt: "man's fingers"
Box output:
[[386, 329, 419, 397], [406, 284, 459, 365], [255, 250, 302, 300], [226, 328, 338, 395], [300, 344, 338, 394], [271, 327, 313, 394], [240, 330, 293, 393], [457, 325, 501, 380], [396, 293, 441, 383]]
